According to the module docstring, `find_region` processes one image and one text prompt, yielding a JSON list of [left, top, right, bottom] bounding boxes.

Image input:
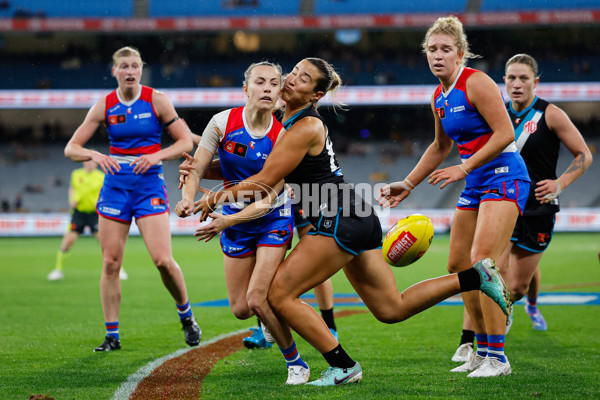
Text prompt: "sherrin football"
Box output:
[[382, 214, 434, 267]]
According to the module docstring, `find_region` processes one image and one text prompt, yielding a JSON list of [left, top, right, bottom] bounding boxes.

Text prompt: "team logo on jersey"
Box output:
[[108, 114, 127, 125], [537, 233, 549, 244], [436, 107, 445, 119], [523, 120, 538, 134], [151, 197, 165, 206], [224, 141, 248, 157]]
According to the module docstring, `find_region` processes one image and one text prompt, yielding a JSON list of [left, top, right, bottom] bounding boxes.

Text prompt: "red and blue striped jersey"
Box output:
[[217, 106, 291, 233], [104, 86, 164, 188], [434, 67, 529, 187]]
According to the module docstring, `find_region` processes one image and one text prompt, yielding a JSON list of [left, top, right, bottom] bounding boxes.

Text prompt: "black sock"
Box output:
[[458, 268, 481, 292], [320, 308, 337, 331], [323, 344, 355, 369], [460, 329, 475, 345]]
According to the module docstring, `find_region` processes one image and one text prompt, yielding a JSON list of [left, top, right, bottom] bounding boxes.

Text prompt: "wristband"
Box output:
[[404, 178, 415, 190], [458, 164, 470, 176]]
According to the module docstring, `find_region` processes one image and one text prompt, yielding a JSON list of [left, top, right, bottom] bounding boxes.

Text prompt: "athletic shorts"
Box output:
[[456, 179, 529, 215], [70, 209, 98, 234], [220, 222, 293, 258], [293, 204, 311, 228], [306, 186, 382, 256], [511, 213, 556, 253], [96, 183, 169, 223]]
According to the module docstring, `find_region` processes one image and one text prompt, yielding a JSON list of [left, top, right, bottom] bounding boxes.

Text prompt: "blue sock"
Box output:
[[487, 334, 507, 363], [475, 333, 488, 357], [280, 341, 308, 369], [526, 297, 538, 314], [106, 321, 119, 340], [176, 300, 192, 320]]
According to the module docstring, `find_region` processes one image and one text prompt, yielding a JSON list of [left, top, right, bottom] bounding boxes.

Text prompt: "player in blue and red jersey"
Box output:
[[381, 16, 530, 377], [176, 61, 311, 385], [195, 57, 511, 386], [64, 46, 201, 352]]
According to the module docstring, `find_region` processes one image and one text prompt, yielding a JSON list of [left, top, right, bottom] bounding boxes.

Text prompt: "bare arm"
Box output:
[[130, 90, 193, 174], [175, 147, 215, 217], [193, 180, 285, 242], [64, 100, 121, 175], [535, 103, 593, 203], [428, 72, 516, 189], [195, 117, 322, 220]]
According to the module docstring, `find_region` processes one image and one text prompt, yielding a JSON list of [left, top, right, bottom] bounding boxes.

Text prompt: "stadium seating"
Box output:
[[149, 0, 299, 17], [3, 0, 133, 18], [481, 0, 599, 12], [314, 0, 467, 15]]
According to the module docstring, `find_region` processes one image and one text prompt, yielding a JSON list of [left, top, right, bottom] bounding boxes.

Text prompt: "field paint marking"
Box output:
[[111, 328, 249, 400]]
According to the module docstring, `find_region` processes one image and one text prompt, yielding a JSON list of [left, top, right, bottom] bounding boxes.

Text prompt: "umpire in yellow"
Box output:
[[48, 159, 127, 280]]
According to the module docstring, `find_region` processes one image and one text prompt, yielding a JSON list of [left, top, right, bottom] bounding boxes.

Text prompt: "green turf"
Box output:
[[0, 233, 599, 399]]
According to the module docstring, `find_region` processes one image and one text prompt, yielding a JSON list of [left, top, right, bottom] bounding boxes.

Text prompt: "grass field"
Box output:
[[1, 232, 599, 399]]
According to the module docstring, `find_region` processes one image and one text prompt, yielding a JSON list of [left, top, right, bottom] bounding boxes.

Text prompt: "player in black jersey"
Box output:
[[451, 53, 593, 359], [195, 57, 511, 386]]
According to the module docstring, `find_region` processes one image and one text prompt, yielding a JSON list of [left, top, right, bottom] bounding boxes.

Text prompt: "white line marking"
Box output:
[[111, 328, 249, 400]]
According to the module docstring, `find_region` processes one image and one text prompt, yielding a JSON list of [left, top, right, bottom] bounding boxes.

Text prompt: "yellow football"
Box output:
[[382, 214, 434, 267]]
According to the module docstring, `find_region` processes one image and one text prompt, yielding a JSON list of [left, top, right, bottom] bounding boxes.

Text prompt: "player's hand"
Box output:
[[175, 198, 195, 218], [194, 187, 218, 221], [535, 179, 563, 204], [194, 213, 231, 242], [91, 151, 120, 175], [178, 152, 195, 189], [377, 181, 412, 208], [131, 153, 161, 174], [428, 165, 467, 189]]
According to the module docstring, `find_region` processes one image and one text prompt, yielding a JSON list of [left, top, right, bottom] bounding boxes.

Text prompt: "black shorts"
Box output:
[[511, 213, 556, 253], [306, 186, 382, 255], [293, 204, 311, 228], [70, 209, 99, 234]]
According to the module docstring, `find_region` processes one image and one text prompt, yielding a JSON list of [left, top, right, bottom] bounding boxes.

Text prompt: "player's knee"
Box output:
[[102, 256, 121, 276], [152, 255, 174, 271], [230, 301, 252, 320], [246, 290, 268, 316], [447, 262, 464, 274], [372, 308, 403, 324], [509, 281, 527, 300], [267, 282, 286, 313]]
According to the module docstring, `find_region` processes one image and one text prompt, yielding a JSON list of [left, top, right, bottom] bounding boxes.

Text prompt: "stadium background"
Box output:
[[0, 0, 599, 234]]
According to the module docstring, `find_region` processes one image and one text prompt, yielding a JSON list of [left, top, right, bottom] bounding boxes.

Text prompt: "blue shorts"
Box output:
[[456, 179, 529, 215], [220, 222, 293, 258], [96, 183, 169, 223]]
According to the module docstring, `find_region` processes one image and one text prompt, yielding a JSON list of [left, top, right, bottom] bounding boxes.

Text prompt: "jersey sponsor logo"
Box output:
[[451, 105, 465, 113], [495, 166, 509, 174], [279, 208, 291, 217], [99, 206, 121, 215], [436, 107, 445, 119], [523, 120, 538, 134], [108, 114, 127, 125], [249, 141, 255, 149], [127, 107, 132, 114], [134, 112, 152, 120], [224, 141, 248, 157], [108, 104, 121, 113], [537, 232, 550, 244], [224, 245, 244, 252], [458, 197, 471, 205], [151, 197, 165, 206]]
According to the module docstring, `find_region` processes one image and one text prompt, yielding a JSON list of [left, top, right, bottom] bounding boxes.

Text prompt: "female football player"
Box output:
[[64, 46, 201, 352], [194, 56, 510, 385], [382, 17, 531, 377], [176, 61, 312, 385]]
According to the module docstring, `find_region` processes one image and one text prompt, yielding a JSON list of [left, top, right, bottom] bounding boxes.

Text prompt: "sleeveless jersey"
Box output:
[[279, 105, 345, 224], [217, 106, 291, 233], [281, 105, 344, 187], [104, 86, 164, 189], [434, 67, 529, 187], [508, 97, 560, 215]]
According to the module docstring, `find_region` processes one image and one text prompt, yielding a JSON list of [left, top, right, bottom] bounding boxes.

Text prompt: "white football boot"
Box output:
[[286, 365, 310, 385], [451, 343, 474, 362], [451, 353, 486, 372], [468, 356, 512, 377]]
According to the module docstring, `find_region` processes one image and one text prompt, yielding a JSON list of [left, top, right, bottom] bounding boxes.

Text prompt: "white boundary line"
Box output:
[[111, 328, 250, 400]]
